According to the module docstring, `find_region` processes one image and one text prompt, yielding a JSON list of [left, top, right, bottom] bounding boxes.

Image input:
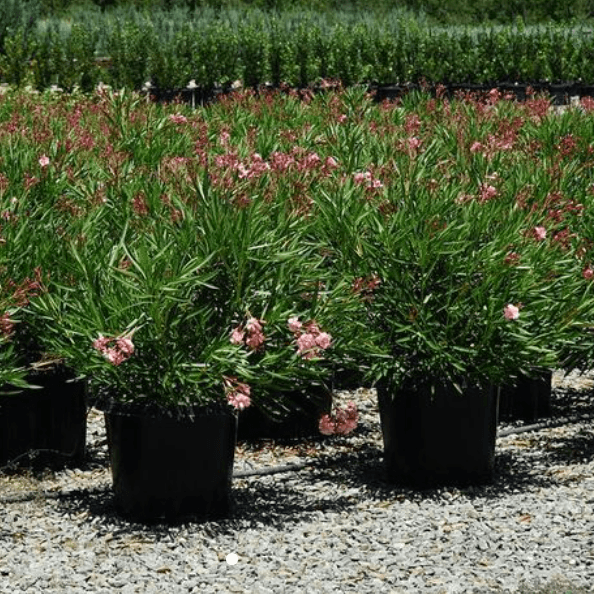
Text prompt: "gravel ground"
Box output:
[[1, 370, 594, 594]]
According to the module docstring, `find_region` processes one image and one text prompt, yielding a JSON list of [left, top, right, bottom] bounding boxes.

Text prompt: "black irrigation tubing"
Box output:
[[2, 412, 594, 505]]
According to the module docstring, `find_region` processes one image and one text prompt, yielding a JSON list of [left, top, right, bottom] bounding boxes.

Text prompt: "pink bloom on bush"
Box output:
[[534, 226, 547, 241], [116, 336, 135, 356], [92, 334, 110, 352], [305, 321, 321, 336], [244, 317, 265, 350], [287, 316, 302, 333], [470, 141, 483, 153], [297, 332, 317, 350], [324, 156, 339, 169], [318, 414, 335, 435], [104, 348, 126, 366], [245, 330, 265, 350], [337, 114, 347, 123], [504, 303, 520, 321], [224, 376, 252, 410], [245, 317, 262, 334], [408, 136, 422, 151], [93, 332, 134, 365], [296, 333, 318, 358], [169, 113, 187, 124], [319, 402, 358, 436], [315, 331, 332, 350], [353, 171, 372, 185], [0, 312, 14, 337], [488, 88, 501, 104], [228, 392, 251, 410], [230, 326, 245, 345], [580, 97, 594, 113], [38, 155, 50, 168], [479, 184, 498, 202], [583, 266, 594, 280]]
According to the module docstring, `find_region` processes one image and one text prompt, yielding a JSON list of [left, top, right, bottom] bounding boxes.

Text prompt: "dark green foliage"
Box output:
[[4, 3, 594, 90], [33, 0, 594, 23]]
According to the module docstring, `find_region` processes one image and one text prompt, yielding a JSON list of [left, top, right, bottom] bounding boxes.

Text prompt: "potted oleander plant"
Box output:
[[311, 90, 594, 487], [0, 142, 88, 469], [31, 163, 366, 520]]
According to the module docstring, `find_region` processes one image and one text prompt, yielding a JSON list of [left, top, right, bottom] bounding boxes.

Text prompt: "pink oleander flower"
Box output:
[[168, 113, 187, 124], [304, 321, 321, 336], [38, 155, 50, 168], [470, 141, 483, 153], [0, 312, 14, 337], [324, 156, 339, 169], [245, 317, 263, 334], [296, 332, 318, 358], [224, 377, 252, 410], [318, 414, 335, 435], [583, 265, 594, 280], [287, 316, 302, 333], [353, 171, 372, 185], [104, 348, 126, 366], [581, 97, 594, 113], [479, 184, 498, 202], [230, 326, 245, 345], [534, 226, 547, 241], [245, 330, 265, 350], [93, 332, 135, 365], [319, 402, 359, 436], [92, 334, 110, 352], [228, 391, 251, 410], [315, 331, 332, 350], [244, 317, 265, 350], [116, 336, 135, 356], [504, 303, 520, 321], [408, 136, 422, 151]]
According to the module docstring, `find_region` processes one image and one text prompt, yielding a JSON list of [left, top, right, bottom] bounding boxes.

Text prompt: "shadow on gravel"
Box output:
[[51, 433, 580, 536]]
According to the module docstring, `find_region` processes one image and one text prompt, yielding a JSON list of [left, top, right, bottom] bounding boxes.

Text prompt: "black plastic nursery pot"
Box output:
[[236, 385, 332, 441], [377, 379, 499, 488], [0, 367, 87, 468], [498, 370, 552, 424], [104, 404, 237, 521]]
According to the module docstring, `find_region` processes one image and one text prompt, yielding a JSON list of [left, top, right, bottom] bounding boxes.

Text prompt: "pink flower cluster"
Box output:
[[168, 113, 188, 125], [223, 376, 251, 410], [319, 402, 358, 436], [288, 317, 332, 360], [478, 183, 498, 203], [230, 317, 265, 351], [0, 312, 14, 338], [353, 170, 383, 193], [503, 303, 520, 321], [533, 226, 547, 241], [92, 333, 135, 366]]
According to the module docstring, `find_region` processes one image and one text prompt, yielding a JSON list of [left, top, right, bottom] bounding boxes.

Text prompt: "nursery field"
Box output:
[[3, 83, 594, 404], [3, 83, 594, 591]]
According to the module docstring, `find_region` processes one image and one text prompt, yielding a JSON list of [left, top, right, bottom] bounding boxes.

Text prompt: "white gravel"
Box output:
[[1, 370, 594, 593]]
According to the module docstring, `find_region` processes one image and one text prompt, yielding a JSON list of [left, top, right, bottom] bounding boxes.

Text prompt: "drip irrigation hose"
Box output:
[[1, 411, 593, 505]]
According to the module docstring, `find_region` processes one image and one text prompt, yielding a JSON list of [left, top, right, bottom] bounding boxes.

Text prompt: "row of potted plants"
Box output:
[[2, 84, 594, 519], [3, 9, 594, 91]]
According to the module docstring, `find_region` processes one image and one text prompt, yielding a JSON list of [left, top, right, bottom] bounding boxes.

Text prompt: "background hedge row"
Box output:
[[2, 1, 594, 92], [23, 0, 594, 24]]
